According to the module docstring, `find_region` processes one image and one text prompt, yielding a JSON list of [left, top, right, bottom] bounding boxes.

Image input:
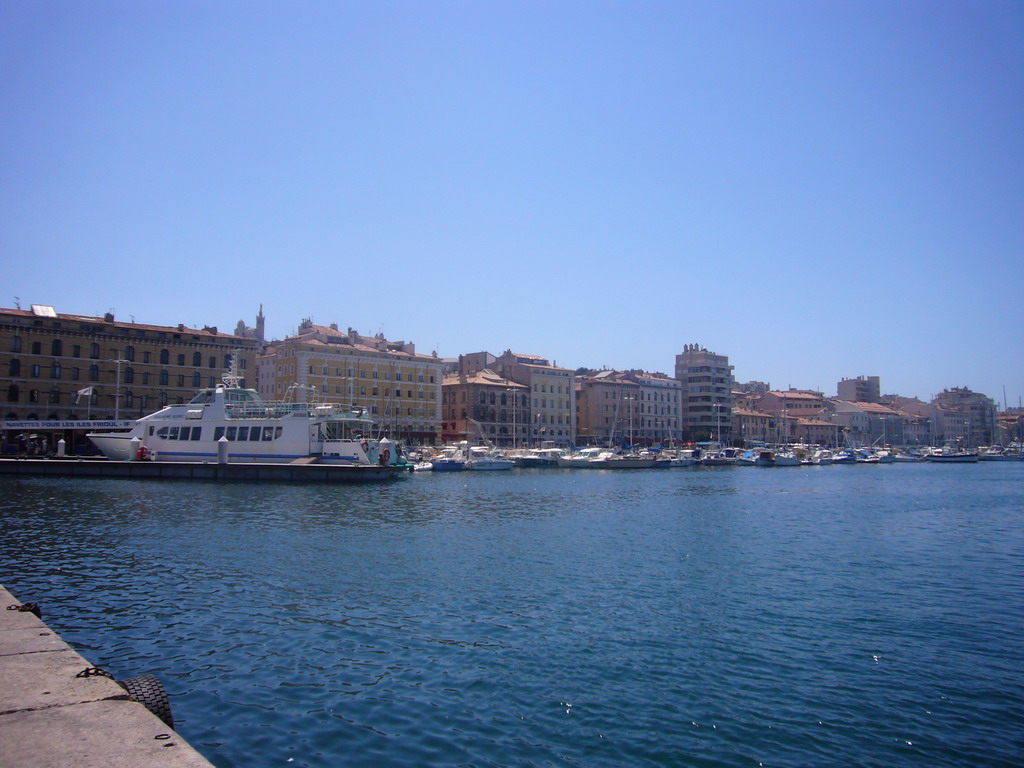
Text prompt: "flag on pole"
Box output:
[[76, 386, 94, 404]]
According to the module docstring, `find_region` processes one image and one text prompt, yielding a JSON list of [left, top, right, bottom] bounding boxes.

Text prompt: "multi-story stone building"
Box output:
[[575, 369, 681, 447], [440, 366, 527, 446], [759, 389, 828, 420], [575, 370, 640, 447], [732, 407, 774, 446], [837, 375, 880, 403], [831, 401, 905, 446], [1, 303, 259, 453], [259, 321, 444, 444], [461, 350, 575, 446], [931, 387, 997, 447], [675, 344, 734, 443]]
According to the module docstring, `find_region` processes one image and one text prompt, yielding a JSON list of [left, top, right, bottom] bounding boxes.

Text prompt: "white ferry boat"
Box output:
[[87, 371, 405, 467]]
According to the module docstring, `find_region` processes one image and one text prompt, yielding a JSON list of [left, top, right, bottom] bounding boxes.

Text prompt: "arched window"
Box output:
[[8, 359, 20, 377], [51, 339, 62, 356], [125, 346, 135, 362], [160, 349, 169, 365], [192, 351, 202, 367]]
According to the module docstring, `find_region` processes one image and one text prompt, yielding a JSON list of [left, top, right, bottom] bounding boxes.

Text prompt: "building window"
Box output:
[[71, 367, 80, 381], [160, 349, 169, 365], [177, 375, 185, 387], [89, 364, 99, 381], [72, 344, 81, 358], [8, 359, 20, 377], [124, 367, 134, 383], [91, 343, 100, 359], [31, 365, 40, 378], [125, 346, 135, 362], [10, 336, 21, 353], [192, 371, 201, 388], [50, 363, 61, 379], [193, 352, 202, 367], [159, 370, 168, 386], [177, 354, 185, 366], [7, 385, 19, 402], [51, 339, 62, 356], [48, 388, 60, 404]]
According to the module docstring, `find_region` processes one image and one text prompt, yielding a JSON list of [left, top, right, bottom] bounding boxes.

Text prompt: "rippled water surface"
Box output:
[[2, 463, 1022, 767]]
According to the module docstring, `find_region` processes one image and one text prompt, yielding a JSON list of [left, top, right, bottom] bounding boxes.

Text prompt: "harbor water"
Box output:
[[1, 463, 1022, 767]]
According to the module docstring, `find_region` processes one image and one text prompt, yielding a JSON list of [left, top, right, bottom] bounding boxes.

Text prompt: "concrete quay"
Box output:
[[0, 585, 214, 768], [0, 456, 403, 483]]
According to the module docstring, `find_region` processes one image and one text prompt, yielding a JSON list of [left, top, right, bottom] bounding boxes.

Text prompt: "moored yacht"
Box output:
[[87, 371, 406, 468]]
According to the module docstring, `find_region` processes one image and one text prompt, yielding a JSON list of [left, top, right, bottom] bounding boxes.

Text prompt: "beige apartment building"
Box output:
[[675, 344, 734, 443], [575, 369, 681, 447], [837, 375, 880, 403], [259, 321, 444, 443], [1, 304, 258, 453]]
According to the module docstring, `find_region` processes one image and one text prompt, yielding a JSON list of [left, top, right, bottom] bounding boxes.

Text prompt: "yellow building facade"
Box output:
[[260, 321, 444, 443]]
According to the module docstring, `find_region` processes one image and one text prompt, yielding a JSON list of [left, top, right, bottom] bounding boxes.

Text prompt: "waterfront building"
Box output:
[[837, 375, 880, 403], [260, 321, 443, 444], [575, 370, 640, 447], [461, 350, 575, 446], [675, 344, 734, 443], [759, 389, 828, 419], [996, 408, 1023, 446], [732, 408, 774, 446], [792, 417, 841, 446], [440, 367, 527, 446], [831, 401, 905, 446], [575, 369, 682, 447], [931, 387, 997, 447], [1, 303, 258, 453]]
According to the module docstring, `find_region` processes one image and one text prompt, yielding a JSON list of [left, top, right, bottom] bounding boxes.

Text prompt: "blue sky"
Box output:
[[3, 1, 1022, 406]]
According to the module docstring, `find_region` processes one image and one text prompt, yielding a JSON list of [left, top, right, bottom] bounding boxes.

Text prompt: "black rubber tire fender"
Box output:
[[120, 673, 174, 729]]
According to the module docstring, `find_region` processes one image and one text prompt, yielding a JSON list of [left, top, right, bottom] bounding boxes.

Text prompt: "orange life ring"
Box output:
[[136, 445, 149, 461]]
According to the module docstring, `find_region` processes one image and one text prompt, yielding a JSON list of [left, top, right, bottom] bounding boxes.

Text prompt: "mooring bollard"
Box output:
[[217, 436, 229, 464]]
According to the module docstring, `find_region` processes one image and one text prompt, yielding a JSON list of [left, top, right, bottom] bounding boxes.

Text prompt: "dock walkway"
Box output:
[[0, 584, 214, 768]]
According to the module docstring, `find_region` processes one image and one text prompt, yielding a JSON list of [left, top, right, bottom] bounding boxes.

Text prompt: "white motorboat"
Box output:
[[465, 446, 514, 470], [588, 451, 671, 469], [556, 447, 608, 468], [512, 447, 567, 468], [87, 370, 406, 468]]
